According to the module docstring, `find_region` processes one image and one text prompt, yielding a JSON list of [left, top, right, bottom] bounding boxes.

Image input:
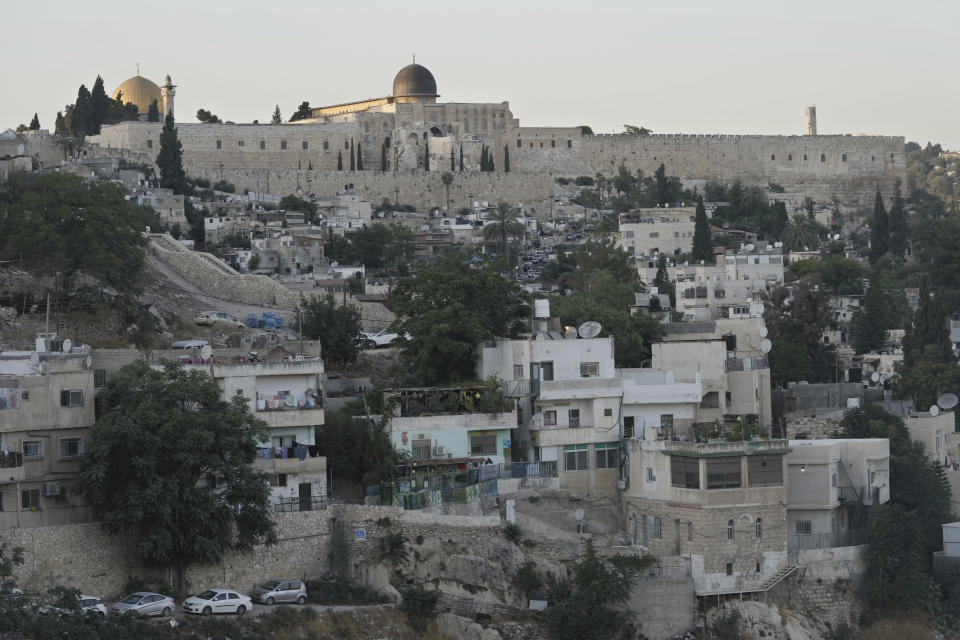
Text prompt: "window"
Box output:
[[652, 516, 662, 538], [513, 364, 524, 380], [470, 434, 497, 456], [831, 472, 838, 487], [796, 520, 812, 535], [281, 141, 287, 150], [604, 408, 613, 417], [595, 442, 618, 469], [624, 230, 634, 238], [649, 232, 659, 238], [216, 140, 222, 149], [544, 410, 557, 426], [700, 391, 719, 409], [412, 439, 431, 460], [820, 154, 826, 162], [688, 522, 693, 541], [345, 141, 350, 149], [842, 153, 847, 162], [235, 389, 244, 397], [567, 139, 572, 148], [756, 558, 763, 573], [384, 137, 390, 148], [727, 519, 735, 540], [660, 414, 674, 432], [706, 457, 741, 489], [60, 390, 83, 407], [323, 141, 329, 150], [260, 140, 265, 149], [671, 456, 700, 489], [22, 489, 39, 509], [0, 387, 18, 410], [277, 474, 287, 487], [94, 369, 106, 388], [146, 139, 153, 149], [646, 467, 655, 482], [623, 416, 635, 439], [23, 441, 43, 457], [580, 362, 599, 377], [238, 140, 244, 147], [564, 444, 588, 471], [59, 438, 83, 458], [302, 141, 308, 150], [568, 409, 580, 428], [770, 154, 775, 161], [517, 139, 522, 148], [541, 362, 554, 381], [748, 455, 783, 487], [756, 518, 763, 538], [803, 154, 808, 161], [788, 154, 792, 160], [726, 562, 733, 576]]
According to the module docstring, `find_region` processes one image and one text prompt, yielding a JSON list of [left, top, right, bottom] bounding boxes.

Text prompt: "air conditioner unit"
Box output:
[[617, 480, 627, 490], [42, 482, 61, 497]]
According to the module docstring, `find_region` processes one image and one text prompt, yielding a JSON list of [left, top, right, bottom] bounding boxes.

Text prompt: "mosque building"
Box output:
[[111, 66, 176, 120]]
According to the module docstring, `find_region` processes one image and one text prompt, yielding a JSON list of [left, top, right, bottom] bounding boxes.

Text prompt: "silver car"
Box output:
[[251, 579, 307, 605], [110, 592, 175, 617]]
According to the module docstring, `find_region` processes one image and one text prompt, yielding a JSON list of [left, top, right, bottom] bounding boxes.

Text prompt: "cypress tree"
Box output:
[[54, 111, 67, 136], [852, 274, 887, 354], [381, 142, 387, 171], [337, 150, 343, 171], [90, 75, 110, 134], [654, 163, 669, 205], [29, 113, 40, 130], [156, 113, 187, 195], [504, 145, 510, 172], [450, 148, 455, 172], [424, 143, 430, 171], [147, 99, 160, 123], [869, 188, 888, 265], [349, 139, 355, 171], [271, 105, 282, 124], [887, 180, 908, 257], [459, 143, 464, 172], [480, 146, 488, 172], [71, 84, 93, 137], [357, 143, 363, 170], [488, 149, 495, 172], [692, 196, 713, 262]]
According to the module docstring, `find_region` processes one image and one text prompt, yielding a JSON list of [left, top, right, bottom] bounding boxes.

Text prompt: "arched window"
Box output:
[[727, 519, 735, 540], [756, 518, 763, 538], [770, 154, 775, 161], [820, 153, 826, 162]]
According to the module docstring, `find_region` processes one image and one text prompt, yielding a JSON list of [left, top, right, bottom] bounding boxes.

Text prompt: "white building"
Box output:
[[618, 207, 696, 257]]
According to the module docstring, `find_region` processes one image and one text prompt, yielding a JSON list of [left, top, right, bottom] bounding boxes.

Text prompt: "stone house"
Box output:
[[618, 208, 696, 258]]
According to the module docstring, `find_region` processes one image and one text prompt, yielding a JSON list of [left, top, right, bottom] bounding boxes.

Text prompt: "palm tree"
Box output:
[[483, 202, 526, 266], [441, 172, 454, 212], [780, 214, 820, 251]]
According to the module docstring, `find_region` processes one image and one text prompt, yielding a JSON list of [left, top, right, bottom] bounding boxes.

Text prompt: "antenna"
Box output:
[[578, 321, 602, 339]]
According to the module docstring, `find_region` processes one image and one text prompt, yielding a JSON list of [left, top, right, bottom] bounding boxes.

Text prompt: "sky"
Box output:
[[2, 0, 958, 148]]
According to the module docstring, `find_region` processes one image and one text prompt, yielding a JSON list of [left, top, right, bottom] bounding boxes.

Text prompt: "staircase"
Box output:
[[761, 563, 798, 591]]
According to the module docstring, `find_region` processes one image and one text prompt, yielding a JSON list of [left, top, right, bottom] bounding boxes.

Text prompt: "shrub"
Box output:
[[555, 177, 570, 185], [513, 561, 542, 595], [574, 176, 595, 187], [502, 523, 523, 545], [400, 585, 439, 633], [380, 532, 408, 565]]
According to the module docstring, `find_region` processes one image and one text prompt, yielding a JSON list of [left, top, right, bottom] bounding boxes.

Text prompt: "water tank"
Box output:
[[534, 299, 550, 319]]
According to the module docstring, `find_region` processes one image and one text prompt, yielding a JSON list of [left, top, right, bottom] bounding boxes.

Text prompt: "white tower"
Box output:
[[805, 105, 817, 136], [161, 75, 176, 119]]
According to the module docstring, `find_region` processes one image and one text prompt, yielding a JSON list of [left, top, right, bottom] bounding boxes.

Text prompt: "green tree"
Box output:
[[762, 281, 836, 384], [483, 202, 525, 266], [146, 99, 159, 122], [459, 142, 464, 172], [195, 108, 222, 124], [337, 150, 343, 171], [887, 180, 908, 256], [271, 104, 282, 124], [691, 196, 713, 262], [349, 223, 415, 273], [780, 214, 820, 251], [0, 173, 153, 293], [80, 361, 276, 597], [317, 409, 396, 486], [654, 163, 669, 205], [289, 101, 312, 121], [300, 294, 361, 367], [869, 188, 888, 264], [903, 278, 951, 368], [90, 75, 110, 134], [504, 144, 510, 172], [623, 124, 652, 135], [612, 163, 636, 197], [54, 111, 68, 136], [28, 113, 40, 130], [350, 138, 355, 171], [450, 148, 455, 172], [851, 275, 887, 354], [278, 194, 318, 221], [247, 253, 261, 271], [381, 142, 387, 171], [480, 146, 488, 172], [441, 172, 454, 211], [423, 142, 429, 171], [357, 142, 363, 170], [156, 113, 187, 195], [71, 84, 93, 137], [389, 256, 529, 385]]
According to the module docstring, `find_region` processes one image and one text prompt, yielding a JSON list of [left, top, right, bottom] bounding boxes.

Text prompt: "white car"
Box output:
[[194, 311, 245, 328], [42, 594, 108, 619], [182, 588, 252, 616], [355, 329, 406, 349]]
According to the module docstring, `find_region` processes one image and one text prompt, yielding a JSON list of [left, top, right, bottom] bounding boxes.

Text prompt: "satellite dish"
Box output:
[[931, 405, 941, 417], [745, 243, 755, 252], [574, 509, 585, 522], [871, 372, 880, 383], [578, 321, 602, 339], [62, 339, 72, 353], [85, 355, 93, 369], [330, 261, 338, 268], [759, 326, 768, 338], [200, 345, 213, 360], [750, 303, 764, 316], [938, 393, 959, 410], [833, 234, 841, 241], [760, 339, 772, 354]]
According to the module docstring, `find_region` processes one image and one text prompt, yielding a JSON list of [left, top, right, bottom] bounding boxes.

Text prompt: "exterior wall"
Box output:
[[906, 411, 952, 463], [389, 411, 517, 464], [618, 208, 696, 257]]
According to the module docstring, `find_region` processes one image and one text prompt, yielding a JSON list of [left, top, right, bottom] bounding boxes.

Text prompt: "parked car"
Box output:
[[182, 588, 252, 616], [354, 329, 407, 349], [110, 592, 175, 617], [40, 594, 107, 619], [251, 579, 307, 605], [194, 311, 244, 328]]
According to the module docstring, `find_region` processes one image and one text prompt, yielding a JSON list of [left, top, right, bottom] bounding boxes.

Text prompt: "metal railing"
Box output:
[[501, 379, 540, 397], [0, 452, 23, 469], [272, 495, 328, 513], [478, 461, 558, 481]]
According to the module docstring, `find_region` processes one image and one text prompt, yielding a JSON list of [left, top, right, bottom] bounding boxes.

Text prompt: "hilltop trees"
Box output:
[[147, 99, 159, 122], [59, 75, 140, 137], [195, 108, 222, 123], [289, 101, 312, 121], [80, 361, 276, 597], [691, 196, 713, 262], [300, 294, 361, 367], [156, 113, 187, 195], [271, 105, 282, 124], [28, 113, 39, 130]]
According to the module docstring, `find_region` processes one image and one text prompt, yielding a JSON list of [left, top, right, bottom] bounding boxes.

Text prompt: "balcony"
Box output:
[[256, 406, 325, 430], [501, 379, 540, 397], [254, 452, 325, 476], [0, 452, 24, 483]]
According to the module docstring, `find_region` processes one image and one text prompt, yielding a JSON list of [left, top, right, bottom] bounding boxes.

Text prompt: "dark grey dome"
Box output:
[[392, 63, 438, 98]]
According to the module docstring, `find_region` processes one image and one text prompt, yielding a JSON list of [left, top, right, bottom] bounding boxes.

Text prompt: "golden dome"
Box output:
[[112, 75, 162, 115]]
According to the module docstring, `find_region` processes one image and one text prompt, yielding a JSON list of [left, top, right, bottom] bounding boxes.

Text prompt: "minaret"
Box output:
[[805, 105, 817, 136], [161, 74, 176, 119]]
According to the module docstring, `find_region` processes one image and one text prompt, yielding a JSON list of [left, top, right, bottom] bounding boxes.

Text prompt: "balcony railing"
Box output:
[[0, 452, 23, 469], [501, 379, 540, 397], [478, 461, 558, 481], [256, 393, 323, 411], [271, 495, 327, 513]]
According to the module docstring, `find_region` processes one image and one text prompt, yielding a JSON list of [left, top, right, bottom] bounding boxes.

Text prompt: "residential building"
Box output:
[[0, 335, 96, 528], [786, 439, 890, 551], [137, 188, 186, 228], [205, 214, 254, 245], [905, 410, 953, 466], [623, 438, 791, 596], [414, 228, 455, 262], [618, 207, 696, 257], [629, 291, 672, 323], [252, 232, 326, 276]]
